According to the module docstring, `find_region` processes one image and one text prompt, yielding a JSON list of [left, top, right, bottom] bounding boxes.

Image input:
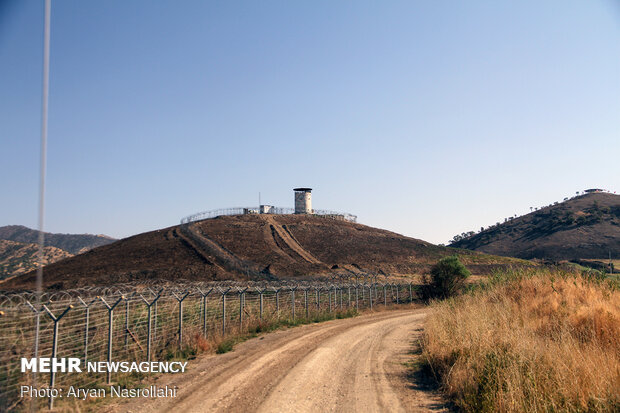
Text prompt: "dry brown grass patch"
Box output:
[[422, 269, 620, 412]]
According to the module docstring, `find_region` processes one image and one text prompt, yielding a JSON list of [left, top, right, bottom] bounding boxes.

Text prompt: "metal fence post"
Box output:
[[369, 284, 373, 310], [316, 287, 320, 310], [140, 293, 161, 362], [172, 291, 190, 347], [238, 287, 248, 330], [77, 297, 98, 361], [100, 295, 124, 384], [304, 287, 309, 318], [255, 287, 264, 320], [274, 288, 281, 318], [42, 304, 73, 410], [409, 283, 413, 302], [384, 284, 388, 306], [328, 286, 333, 313], [355, 284, 359, 310], [348, 286, 351, 307], [124, 298, 130, 350], [396, 284, 400, 304], [291, 286, 297, 320], [197, 288, 213, 337], [218, 288, 231, 335]]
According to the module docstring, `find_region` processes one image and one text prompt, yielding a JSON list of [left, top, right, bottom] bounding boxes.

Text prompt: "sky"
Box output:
[[0, 0, 618, 244]]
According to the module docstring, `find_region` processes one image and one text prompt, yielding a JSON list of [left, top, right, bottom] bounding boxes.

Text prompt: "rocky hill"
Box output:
[[0, 225, 115, 254], [1, 215, 526, 290], [450, 192, 620, 261]]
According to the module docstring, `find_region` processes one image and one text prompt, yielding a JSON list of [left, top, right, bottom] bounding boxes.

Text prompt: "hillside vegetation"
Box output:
[[422, 268, 619, 412], [0, 225, 115, 280], [450, 193, 620, 261], [0, 239, 72, 279], [2, 215, 527, 290], [0, 225, 115, 254]]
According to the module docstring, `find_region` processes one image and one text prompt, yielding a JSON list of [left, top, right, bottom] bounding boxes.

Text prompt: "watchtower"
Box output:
[[293, 188, 312, 214]]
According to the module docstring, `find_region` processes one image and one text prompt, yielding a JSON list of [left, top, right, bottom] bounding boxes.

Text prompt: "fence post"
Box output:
[[238, 287, 248, 330], [197, 288, 213, 337], [304, 287, 309, 318], [328, 286, 333, 313], [291, 286, 297, 320], [355, 284, 359, 310], [77, 297, 98, 361], [316, 287, 320, 310], [348, 286, 351, 307], [140, 293, 161, 362], [42, 304, 73, 410], [409, 283, 413, 302], [255, 287, 264, 320], [384, 284, 387, 306], [274, 288, 281, 318], [368, 284, 373, 310], [172, 291, 191, 347], [100, 295, 124, 384], [124, 298, 130, 350], [218, 288, 231, 335], [396, 284, 400, 304]]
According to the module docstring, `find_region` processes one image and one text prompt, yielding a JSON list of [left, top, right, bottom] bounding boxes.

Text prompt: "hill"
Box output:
[[0, 239, 73, 279], [450, 192, 620, 261], [1, 214, 526, 290], [0, 225, 115, 255]]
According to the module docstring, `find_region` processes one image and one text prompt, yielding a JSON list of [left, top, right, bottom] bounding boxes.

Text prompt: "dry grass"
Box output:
[[421, 268, 620, 412]]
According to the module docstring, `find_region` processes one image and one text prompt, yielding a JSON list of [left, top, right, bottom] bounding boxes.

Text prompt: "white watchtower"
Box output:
[[293, 188, 312, 214]]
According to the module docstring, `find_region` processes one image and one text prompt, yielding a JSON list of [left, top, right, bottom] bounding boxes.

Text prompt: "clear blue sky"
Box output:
[[1, 0, 618, 244]]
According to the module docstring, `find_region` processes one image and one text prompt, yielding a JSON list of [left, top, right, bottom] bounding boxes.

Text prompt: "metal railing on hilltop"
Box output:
[[180, 207, 357, 224]]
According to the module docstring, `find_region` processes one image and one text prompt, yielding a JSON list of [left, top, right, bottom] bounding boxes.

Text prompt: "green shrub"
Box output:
[[421, 255, 471, 299]]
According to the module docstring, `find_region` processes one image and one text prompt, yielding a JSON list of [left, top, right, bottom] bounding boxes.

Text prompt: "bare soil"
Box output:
[[105, 309, 448, 413], [5, 214, 526, 290]]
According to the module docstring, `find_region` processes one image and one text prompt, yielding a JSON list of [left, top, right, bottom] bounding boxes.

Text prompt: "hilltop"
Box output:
[[1, 215, 525, 290], [450, 192, 620, 261]]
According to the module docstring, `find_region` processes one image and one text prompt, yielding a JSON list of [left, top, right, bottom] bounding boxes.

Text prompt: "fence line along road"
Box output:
[[0, 280, 417, 411]]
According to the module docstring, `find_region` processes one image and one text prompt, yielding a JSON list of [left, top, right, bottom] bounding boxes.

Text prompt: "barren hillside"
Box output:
[[2, 215, 526, 290]]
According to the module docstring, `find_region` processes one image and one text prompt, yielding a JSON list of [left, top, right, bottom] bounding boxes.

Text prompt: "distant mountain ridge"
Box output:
[[0, 225, 115, 254], [0, 225, 116, 280], [450, 193, 620, 260]]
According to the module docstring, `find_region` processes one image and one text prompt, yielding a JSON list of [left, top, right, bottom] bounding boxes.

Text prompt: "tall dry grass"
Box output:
[[422, 268, 619, 412]]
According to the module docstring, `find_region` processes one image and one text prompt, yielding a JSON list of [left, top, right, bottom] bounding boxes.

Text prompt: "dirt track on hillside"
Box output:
[[108, 309, 447, 413]]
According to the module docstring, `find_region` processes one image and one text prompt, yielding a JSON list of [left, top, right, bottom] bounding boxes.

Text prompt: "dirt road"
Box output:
[[111, 309, 447, 413]]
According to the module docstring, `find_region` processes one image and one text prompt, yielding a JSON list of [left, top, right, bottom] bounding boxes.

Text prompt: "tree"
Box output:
[[421, 255, 471, 300]]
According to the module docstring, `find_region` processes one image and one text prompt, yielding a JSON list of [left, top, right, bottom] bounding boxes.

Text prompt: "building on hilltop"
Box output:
[[293, 188, 312, 214], [181, 187, 356, 224]]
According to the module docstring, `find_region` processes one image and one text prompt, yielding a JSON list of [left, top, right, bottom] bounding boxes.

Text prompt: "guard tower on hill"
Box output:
[[294, 188, 312, 214]]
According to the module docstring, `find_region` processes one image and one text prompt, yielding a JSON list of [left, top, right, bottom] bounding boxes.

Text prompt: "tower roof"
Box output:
[[293, 187, 312, 192]]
